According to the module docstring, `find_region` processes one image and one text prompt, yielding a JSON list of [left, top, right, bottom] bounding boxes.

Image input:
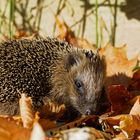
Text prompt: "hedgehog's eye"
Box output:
[[75, 80, 82, 88], [75, 80, 84, 95]]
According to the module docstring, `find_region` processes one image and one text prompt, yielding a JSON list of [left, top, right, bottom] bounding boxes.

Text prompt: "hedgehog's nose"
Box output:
[[85, 109, 91, 115]]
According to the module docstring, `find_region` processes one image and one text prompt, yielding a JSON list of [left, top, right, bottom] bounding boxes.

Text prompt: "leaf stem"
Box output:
[[95, 0, 99, 48], [9, 0, 15, 38]]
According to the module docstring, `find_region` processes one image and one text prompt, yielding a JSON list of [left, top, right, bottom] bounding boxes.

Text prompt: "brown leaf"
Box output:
[[102, 114, 140, 138], [77, 38, 96, 51], [128, 69, 140, 92], [38, 119, 56, 131], [101, 98, 140, 138], [113, 131, 140, 140], [112, 132, 128, 140], [13, 31, 30, 39], [51, 115, 98, 132], [55, 16, 99, 52], [132, 70, 140, 79], [0, 117, 31, 140], [55, 16, 78, 46], [39, 102, 65, 120], [100, 44, 138, 86], [107, 85, 132, 114]]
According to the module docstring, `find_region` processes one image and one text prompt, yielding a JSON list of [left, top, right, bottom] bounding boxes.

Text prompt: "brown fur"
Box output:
[[50, 50, 106, 115]]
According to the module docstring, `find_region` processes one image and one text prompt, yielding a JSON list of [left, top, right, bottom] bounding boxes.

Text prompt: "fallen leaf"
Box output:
[[129, 95, 140, 106], [39, 102, 65, 120], [100, 44, 138, 86], [112, 132, 128, 140], [130, 98, 140, 115], [56, 16, 78, 47], [13, 31, 30, 39], [30, 122, 46, 140], [0, 117, 31, 140], [55, 16, 97, 52], [39, 119, 56, 131], [49, 115, 98, 133], [54, 127, 111, 140], [101, 103, 140, 139], [77, 38, 96, 51], [101, 114, 140, 138], [128, 69, 140, 92], [19, 94, 34, 128], [107, 85, 132, 114]]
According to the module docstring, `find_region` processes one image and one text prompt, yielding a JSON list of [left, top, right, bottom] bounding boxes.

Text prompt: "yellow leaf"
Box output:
[[100, 44, 138, 86], [130, 98, 140, 115]]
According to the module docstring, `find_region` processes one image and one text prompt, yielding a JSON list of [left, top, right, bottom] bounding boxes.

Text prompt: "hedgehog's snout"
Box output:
[[85, 109, 91, 115], [80, 102, 99, 116]]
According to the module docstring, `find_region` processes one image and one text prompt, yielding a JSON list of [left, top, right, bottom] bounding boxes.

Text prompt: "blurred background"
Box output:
[[0, 0, 140, 58]]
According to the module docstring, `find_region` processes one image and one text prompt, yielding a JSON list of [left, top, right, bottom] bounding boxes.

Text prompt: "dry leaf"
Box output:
[[112, 132, 128, 140], [119, 115, 140, 138], [129, 95, 140, 106], [113, 131, 140, 140], [50, 115, 97, 132], [128, 69, 140, 92], [55, 16, 78, 46], [76, 38, 97, 53], [19, 94, 34, 128], [39, 102, 65, 120], [39, 119, 56, 131], [107, 85, 132, 114], [0, 117, 31, 140], [132, 69, 140, 79], [130, 98, 140, 115], [30, 122, 46, 140], [56, 16, 100, 54], [101, 114, 140, 138], [13, 31, 30, 39], [54, 127, 111, 140], [100, 44, 138, 86], [55, 16, 68, 40]]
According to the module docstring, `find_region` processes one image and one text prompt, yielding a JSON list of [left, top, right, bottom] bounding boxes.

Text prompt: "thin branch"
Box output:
[[95, 0, 99, 48]]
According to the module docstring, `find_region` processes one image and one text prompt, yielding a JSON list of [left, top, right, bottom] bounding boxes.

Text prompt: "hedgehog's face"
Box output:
[[64, 50, 106, 115]]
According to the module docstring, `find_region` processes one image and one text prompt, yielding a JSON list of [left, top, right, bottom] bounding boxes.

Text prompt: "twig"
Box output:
[[9, 0, 15, 38], [95, 0, 99, 48]]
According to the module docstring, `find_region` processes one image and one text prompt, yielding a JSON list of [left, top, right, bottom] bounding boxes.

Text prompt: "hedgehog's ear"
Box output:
[[85, 50, 94, 59], [85, 50, 99, 60], [64, 53, 78, 70]]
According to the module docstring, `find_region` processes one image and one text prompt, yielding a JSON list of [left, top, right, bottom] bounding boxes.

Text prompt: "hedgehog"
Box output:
[[0, 37, 106, 118]]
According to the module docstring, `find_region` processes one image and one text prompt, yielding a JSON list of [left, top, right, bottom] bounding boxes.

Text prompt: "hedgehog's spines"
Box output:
[[0, 36, 105, 116], [0, 37, 73, 104]]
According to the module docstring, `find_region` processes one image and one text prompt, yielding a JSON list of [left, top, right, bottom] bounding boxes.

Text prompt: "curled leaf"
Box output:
[[101, 114, 140, 138], [30, 122, 46, 140], [56, 16, 78, 46], [54, 127, 111, 140], [130, 98, 140, 115], [39, 102, 65, 120], [19, 94, 34, 128]]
